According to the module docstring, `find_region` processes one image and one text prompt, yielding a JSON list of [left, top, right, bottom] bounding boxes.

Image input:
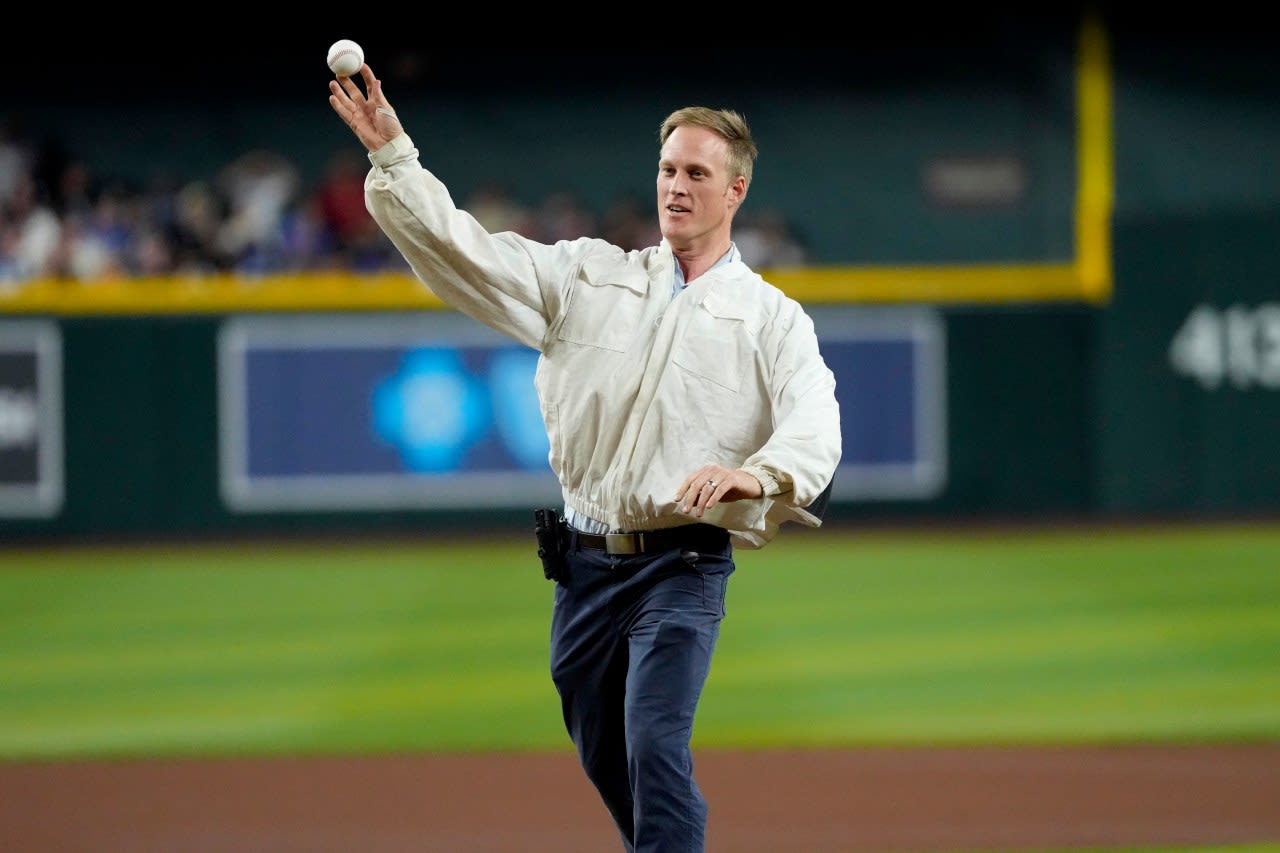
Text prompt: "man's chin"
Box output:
[[659, 222, 687, 244]]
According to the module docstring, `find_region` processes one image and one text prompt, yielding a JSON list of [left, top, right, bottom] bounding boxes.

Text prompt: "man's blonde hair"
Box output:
[[659, 106, 757, 191]]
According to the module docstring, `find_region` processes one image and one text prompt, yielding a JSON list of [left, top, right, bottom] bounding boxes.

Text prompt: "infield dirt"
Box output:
[[2, 743, 1277, 852]]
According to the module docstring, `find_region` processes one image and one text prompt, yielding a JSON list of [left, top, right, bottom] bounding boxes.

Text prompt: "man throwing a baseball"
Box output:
[[329, 60, 842, 852]]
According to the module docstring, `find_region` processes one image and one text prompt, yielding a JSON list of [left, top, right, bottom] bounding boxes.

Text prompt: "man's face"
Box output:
[[656, 126, 740, 248]]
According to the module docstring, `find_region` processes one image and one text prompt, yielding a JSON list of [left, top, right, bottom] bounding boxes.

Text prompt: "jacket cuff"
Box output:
[[368, 132, 416, 169], [741, 464, 783, 498]]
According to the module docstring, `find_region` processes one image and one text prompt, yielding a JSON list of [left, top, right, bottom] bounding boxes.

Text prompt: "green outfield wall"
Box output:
[[0, 305, 1099, 540], [1097, 211, 1280, 514]]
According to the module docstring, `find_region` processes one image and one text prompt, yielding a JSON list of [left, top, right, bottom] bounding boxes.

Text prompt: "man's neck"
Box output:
[[672, 238, 733, 283]]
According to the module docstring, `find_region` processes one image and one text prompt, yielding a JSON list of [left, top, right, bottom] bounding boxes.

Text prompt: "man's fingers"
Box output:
[[328, 81, 358, 114], [677, 469, 723, 514], [333, 74, 366, 109]]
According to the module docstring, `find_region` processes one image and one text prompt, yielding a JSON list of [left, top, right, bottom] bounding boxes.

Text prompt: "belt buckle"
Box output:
[[605, 532, 639, 555]]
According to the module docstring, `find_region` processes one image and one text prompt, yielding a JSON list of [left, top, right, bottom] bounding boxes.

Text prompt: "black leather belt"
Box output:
[[572, 523, 728, 556]]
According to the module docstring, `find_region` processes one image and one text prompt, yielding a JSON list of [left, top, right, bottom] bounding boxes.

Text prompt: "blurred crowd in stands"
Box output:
[[0, 118, 809, 289]]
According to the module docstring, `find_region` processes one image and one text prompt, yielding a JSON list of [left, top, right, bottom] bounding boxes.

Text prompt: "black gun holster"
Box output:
[[534, 508, 570, 584]]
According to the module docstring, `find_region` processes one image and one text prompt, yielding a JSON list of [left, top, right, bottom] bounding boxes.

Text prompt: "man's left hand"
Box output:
[[676, 467, 763, 517]]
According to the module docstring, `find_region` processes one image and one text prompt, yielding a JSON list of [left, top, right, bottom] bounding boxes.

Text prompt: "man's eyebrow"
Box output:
[[658, 158, 712, 171]]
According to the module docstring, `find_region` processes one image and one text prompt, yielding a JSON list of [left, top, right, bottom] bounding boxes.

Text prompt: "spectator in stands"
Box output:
[[314, 149, 373, 262], [215, 149, 301, 274], [733, 209, 808, 269], [165, 180, 231, 275], [531, 189, 598, 243], [601, 192, 663, 251], [464, 180, 536, 237], [0, 172, 61, 283]]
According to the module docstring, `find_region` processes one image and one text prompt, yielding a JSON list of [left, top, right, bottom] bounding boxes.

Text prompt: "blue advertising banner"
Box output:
[[812, 307, 947, 501], [218, 314, 555, 511], [217, 307, 945, 513]]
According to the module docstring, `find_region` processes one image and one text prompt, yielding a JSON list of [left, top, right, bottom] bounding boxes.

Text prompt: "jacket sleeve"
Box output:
[[363, 133, 584, 351], [740, 295, 842, 523]]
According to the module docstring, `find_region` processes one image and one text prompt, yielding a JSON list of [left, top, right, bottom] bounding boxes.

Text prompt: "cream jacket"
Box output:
[[365, 133, 842, 548]]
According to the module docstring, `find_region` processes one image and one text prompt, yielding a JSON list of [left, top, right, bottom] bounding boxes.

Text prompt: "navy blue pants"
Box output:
[[549, 529, 734, 853]]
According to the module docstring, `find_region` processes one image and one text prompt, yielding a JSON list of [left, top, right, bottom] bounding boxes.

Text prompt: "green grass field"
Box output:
[[1, 521, 1277, 761]]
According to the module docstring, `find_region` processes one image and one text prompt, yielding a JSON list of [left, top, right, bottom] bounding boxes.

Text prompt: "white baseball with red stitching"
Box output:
[[327, 39, 364, 77]]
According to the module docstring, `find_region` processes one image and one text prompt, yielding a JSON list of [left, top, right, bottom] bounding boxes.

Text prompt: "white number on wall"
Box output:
[[1168, 303, 1280, 390]]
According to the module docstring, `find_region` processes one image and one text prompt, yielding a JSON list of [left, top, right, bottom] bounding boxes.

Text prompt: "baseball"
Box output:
[[327, 39, 364, 77]]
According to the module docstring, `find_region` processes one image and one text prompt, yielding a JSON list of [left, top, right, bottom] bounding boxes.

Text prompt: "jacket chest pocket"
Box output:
[[673, 312, 751, 394], [556, 265, 652, 352]]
